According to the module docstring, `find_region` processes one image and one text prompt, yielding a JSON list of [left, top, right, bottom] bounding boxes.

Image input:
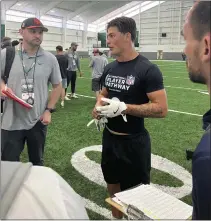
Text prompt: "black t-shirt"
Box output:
[[55, 54, 68, 79], [101, 54, 164, 134]]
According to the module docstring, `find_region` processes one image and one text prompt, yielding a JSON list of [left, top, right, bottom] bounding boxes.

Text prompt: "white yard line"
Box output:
[[165, 85, 207, 91], [75, 93, 203, 117], [79, 78, 207, 92], [198, 91, 209, 95], [168, 109, 202, 117], [150, 60, 185, 63]]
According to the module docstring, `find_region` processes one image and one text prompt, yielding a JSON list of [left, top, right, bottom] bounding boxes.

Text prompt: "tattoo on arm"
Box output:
[[125, 103, 166, 118]]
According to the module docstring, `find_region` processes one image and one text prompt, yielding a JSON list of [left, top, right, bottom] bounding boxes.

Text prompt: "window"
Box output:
[[88, 24, 97, 32], [93, 1, 165, 26], [6, 10, 35, 17], [40, 15, 62, 28], [67, 20, 84, 30], [6, 10, 35, 23]]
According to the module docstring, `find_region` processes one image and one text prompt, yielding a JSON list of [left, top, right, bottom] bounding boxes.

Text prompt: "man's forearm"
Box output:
[[124, 103, 167, 118], [0, 80, 6, 90], [76, 59, 81, 72], [47, 83, 62, 108]]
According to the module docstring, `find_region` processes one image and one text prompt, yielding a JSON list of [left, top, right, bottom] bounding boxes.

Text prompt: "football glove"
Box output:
[[87, 117, 108, 131], [96, 97, 127, 122]]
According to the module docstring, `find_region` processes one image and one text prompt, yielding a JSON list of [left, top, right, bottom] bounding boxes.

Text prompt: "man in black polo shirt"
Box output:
[[182, 1, 211, 219], [92, 16, 168, 218], [56, 45, 68, 107]]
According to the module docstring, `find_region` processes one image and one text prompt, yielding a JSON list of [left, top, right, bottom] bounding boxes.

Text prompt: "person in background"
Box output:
[[100, 51, 108, 60], [11, 40, 20, 47], [55, 45, 68, 108], [1, 36, 12, 49], [182, 1, 211, 219], [89, 48, 108, 99], [64, 42, 82, 100], [19, 38, 23, 44]]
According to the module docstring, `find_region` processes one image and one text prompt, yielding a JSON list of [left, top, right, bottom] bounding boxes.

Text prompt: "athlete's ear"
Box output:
[[125, 32, 131, 42]]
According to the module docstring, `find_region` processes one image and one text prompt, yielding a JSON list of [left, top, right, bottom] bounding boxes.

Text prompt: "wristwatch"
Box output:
[[45, 107, 56, 113]]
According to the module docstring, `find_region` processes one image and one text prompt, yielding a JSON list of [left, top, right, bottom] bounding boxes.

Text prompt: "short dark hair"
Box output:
[[2, 36, 11, 42], [190, 1, 211, 40], [11, 40, 19, 47], [56, 45, 63, 51], [107, 16, 137, 42]]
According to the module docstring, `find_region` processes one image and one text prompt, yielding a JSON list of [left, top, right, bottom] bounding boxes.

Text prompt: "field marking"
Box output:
[[75, 93, 203, 117], [71, 145, 192, 219], [168, 109, 202, 117], [71, 145, 192, 199], [165, 85, 207, 92], [79, 77, 207, 91], [83, 197, 113, 220], [150, 60, 186, 63], [198, 91, 209, 95]]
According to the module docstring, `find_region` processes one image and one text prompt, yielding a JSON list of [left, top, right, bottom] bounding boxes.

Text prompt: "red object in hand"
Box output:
[[2, 89, 33, 109]]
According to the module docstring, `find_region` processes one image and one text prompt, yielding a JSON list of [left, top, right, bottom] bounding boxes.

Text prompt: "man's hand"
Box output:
[[96, 97, 127, 121], [1, 84, 13, 98], [92, 87, 109, 119], [92, 107, 100, 119], [40, 110, 51, 125], [79, 72, 83, 77]]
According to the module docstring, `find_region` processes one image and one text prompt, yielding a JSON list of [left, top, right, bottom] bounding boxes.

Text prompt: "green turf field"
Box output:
[[22, 58, 209, 219]]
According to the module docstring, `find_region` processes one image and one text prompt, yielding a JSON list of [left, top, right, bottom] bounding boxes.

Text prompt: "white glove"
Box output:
[[96, 97, 127, 122], [87, 117, 108, 131]]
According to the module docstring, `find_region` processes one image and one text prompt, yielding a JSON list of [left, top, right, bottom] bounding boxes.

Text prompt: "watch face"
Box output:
[[46, 108, 54, 113]]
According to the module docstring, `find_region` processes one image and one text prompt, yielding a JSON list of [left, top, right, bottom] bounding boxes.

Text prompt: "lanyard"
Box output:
[[19, 44, 39, 101]]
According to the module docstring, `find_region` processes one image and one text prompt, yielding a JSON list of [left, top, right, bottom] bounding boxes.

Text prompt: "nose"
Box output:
[[106, 39, 110, 47], [34, 32, 41, 38]]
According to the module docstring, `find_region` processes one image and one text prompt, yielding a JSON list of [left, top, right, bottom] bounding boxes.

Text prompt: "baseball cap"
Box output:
[[21, 18, 48, 32], [71, 42, 78, 46]]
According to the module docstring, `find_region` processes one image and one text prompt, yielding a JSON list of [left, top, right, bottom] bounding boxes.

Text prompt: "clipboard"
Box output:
[[106, 184, 193, 220], [2, 89, 33, 109]]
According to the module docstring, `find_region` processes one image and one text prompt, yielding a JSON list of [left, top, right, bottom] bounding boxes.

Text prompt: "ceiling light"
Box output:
[[50, 10, 55, 13], [17, 3, 22, 6]]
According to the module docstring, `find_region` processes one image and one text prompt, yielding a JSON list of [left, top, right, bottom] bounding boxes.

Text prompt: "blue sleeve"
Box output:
[[192, 155, 211, 219]]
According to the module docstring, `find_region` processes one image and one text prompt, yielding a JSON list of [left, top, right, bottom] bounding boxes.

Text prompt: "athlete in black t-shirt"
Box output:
[[92, 17, 168, 219], [56, 46, 68, 107]]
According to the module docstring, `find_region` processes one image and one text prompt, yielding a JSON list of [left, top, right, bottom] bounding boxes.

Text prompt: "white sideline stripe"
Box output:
[[150, 60, 185, 62], [79, 78, 207, 92], [198, 91, 209, 95], [75, 94, 203, 117], [168, 109, 202, 117], [165, 86, 207, 91]]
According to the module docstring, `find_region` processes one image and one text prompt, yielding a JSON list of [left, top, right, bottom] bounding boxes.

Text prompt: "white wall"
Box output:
[[5, 20, 97, 51], [133, 0, 194, 52], [87, 31, 98, 48]]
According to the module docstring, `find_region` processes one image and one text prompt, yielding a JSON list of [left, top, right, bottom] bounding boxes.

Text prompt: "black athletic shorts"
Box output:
[[101, 127, 151, 191]]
